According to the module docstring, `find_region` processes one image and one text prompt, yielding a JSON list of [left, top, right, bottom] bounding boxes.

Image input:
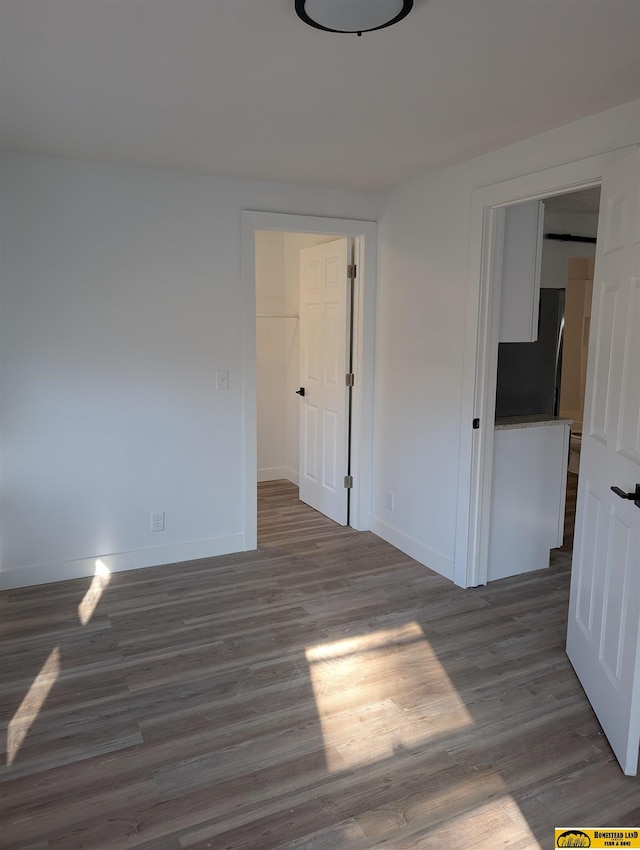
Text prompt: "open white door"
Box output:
[[567, 147, 640, 775], [298, 238, 350, 525]]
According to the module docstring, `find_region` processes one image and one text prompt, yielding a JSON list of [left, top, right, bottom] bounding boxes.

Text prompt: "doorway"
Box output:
[[241, 211, 378, 551], [464, 147, 640, 776], [458, 149, 627, 589], [255, 231, 354, 527], [490, 188, 601, 575]]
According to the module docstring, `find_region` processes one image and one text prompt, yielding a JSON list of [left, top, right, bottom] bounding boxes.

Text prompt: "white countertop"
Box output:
[[494, 414, 573, 431]]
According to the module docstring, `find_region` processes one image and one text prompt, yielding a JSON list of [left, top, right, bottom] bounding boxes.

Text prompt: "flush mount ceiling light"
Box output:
[[295, 0, 413, 35]]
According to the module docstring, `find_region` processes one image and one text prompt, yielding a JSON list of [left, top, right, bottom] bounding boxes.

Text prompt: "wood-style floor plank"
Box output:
[[1, 479, 637, 849]]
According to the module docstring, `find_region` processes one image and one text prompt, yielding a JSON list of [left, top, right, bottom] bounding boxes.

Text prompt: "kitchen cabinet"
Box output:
[[487, 416, 570, 582], [499, 200, 545, 343]]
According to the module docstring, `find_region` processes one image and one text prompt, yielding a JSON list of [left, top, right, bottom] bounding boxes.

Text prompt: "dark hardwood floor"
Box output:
[[1, 479, 637, 849]]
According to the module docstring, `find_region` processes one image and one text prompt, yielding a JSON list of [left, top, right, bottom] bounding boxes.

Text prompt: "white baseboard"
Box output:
[[0, 534, 246, 590], [258, 467, 299, 486], [370, 516, 455, 581], [285, 468, 299, 486]]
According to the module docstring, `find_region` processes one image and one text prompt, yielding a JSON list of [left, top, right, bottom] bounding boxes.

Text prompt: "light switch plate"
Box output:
[[216, 370, 229, 390]]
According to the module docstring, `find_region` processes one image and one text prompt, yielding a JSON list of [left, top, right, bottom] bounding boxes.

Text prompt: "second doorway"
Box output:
[[256, 230, 356, 527]]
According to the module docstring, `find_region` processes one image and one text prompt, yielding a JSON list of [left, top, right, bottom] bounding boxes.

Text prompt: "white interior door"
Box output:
[[298, 238, 350, 525], [566, 147, 640, 775]]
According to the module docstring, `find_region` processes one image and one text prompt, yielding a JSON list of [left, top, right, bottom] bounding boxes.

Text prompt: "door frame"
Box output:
[[457, 147, 636, 588], [241, 211, 378, 549]]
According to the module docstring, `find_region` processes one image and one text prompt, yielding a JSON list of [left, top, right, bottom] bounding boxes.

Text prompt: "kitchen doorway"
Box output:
[[459, 149, 621, 589], [492, 188, 601, 568], [463, 146, 640, 775]]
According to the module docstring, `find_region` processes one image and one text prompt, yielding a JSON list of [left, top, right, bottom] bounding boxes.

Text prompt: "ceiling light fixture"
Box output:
[[295, 0, 413, 36]]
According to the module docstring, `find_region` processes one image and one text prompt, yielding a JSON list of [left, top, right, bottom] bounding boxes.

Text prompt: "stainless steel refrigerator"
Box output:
[[495, 288, 565, 418]]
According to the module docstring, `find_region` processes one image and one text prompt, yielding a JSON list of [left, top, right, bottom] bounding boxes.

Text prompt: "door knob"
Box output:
[[295, 387, 306, 397], [611, 484, 640, 508]]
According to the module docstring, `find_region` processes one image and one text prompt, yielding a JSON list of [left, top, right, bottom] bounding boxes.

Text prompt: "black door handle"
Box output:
[[611, 484, 640, 508], [295, 387, 305, 397]]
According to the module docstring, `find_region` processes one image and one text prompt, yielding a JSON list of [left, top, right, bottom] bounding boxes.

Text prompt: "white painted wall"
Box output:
[[256, 230, 288, 481], [2, 98, 637, 592], [0, 153, 381, 588], [255, 230, 285, 315], [540, 211, 598, 289], [256, 314, 298, 482], [373, 99, 640, 581]]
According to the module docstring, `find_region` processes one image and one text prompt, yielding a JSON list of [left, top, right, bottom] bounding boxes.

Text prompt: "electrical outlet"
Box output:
[[385, 491, 394, 511], [151, 511, 165, 532]]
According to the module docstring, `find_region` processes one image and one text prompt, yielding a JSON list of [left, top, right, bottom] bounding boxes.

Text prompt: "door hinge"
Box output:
[[347, 264, 357, 279], [473, 418, 480, 429], [344, 475, 354, 489], [345, 373, 355, 387]]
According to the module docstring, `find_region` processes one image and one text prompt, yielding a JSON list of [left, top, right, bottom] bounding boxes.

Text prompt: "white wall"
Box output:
[[0, 153, 381, 588], [255, 230, 285, 315], [373, 99, 640, 581], [256, 230, 288, 481], [256, 314, 298, 482], [540, 210, 598, 289], [2, 99, 637, 591]]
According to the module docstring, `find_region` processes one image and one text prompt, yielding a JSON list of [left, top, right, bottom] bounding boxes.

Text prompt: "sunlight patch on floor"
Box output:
[[352, 761, 542, 848], [305, 622, 473, 772], [6, 646, 61, 766], [409, 793, 542, 849], [77, 559, 111, 625]]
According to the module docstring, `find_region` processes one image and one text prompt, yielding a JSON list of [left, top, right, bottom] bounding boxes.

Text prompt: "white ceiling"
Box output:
[[1, 0, 639, 190]]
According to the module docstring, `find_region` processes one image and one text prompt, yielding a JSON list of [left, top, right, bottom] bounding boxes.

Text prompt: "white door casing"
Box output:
[[566, 147, 640, 776], [460, 149, 633, 590], [298, 238, 350, 525], [241, 211, 377, 549]]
